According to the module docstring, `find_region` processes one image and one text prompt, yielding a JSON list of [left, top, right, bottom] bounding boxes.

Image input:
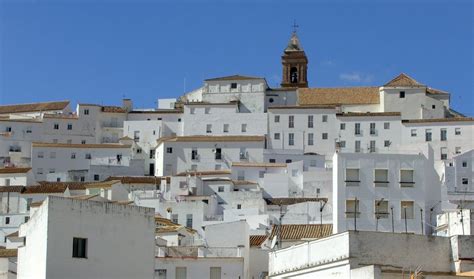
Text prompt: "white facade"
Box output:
[[17, 196, 155, 279]]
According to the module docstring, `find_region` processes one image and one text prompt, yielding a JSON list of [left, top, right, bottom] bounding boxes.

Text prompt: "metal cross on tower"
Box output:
[[292, 20, 299, 33]]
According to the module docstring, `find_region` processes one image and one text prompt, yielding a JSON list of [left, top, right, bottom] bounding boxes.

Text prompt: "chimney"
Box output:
[[122, 99, 133, 112]]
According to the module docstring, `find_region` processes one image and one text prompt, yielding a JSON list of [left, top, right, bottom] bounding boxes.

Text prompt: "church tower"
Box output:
[[281, 31, 308, 88]]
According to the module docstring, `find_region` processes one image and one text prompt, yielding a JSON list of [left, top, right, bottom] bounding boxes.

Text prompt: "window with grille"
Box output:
[[72, 237, 87, 258]]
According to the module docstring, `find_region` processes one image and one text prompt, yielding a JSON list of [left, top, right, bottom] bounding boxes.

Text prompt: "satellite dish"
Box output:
[[270, 236, 277, 250]]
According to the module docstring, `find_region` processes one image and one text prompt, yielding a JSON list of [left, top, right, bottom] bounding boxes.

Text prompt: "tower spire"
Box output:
[[281, 23, 308, 88]]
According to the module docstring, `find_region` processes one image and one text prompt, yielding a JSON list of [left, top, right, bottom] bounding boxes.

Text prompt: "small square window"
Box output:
[[81, 140, 86, 144], [241, 124, 247, 133], [274, 133, 280, 140], [322, 115, 328, 122], [399, 91, 405, 98], [384, 122, 390, 129], [67, 124, 73, 130], [455, 128, 461, 135], [84, 109, 89, 115], [223, 124, 229, 133], [285, 159, 292, 163], [231, 83, 237, 89], [274, 115, 280, 123], [237, 204, 242, 209], [462, 161, 468, 168], [166, 147, 173, 154], [462, 178, 469, 185], [411, 129, 417, 137], [72, 237, 87, 258], [205, 107, 210, 114], [53, 123, 59, 130], [322, 133, 328, 140], [5, 217, 10, 225], [432, 105, 436, 109], [259, 171, 265, 178], [384, 140, 391, 147], [269, 159, 276, 163], [218, 186, 224, 192], [94, 174, 100, 181], [340, 123, 346, 130]]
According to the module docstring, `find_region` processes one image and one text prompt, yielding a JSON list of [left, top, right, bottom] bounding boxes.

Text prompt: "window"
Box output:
[[37, 152, 44, 158], [308, 115, 314, 128], [71, 153, 76, 159], [85, 153, 91, 159], [425, 129, 432, 142], [401, 201, 414, 219], [322, 115, 328, 122], [49, 169, 55, 174], [176, 267, 187, 279], [375, 200, 389, 219], [210, 267, 221, 279], [205, 107, 210, 114], [455, 147, 461, 154], [206, 124, 212, 133], [166, 147, 173, 154], [289, 116, 294, 128], [135, 148, 142, 154], [369, 140, 376, 153], [133, 131, 140, 142], [186, 214, 193, 228], [322, 133, 328, 140], [411, 129, 417, 137], [67, 123, 73, 130], [462, 161, 468, 168], [440, 129, 447, 141], [274, 133, 280, 140], [215, 148, 222, 160], [5, 126, 12, 132], [384, 140, 391, 147], [462, 178, 469, 185], [291, 169, 298, 177], [72, 237, 87, 258], [455, 128, 461, 135], [223, 124, 229, 133], [5, 217, 10, 225], [178, 118, 181, 122], [94, 174, 100, 181], [156, 269, 167, 279], [339, 140, 346, 148], [274, 115, 280, 123], [241, 124, 247, 133], [370, 123, 376, 135], [259, 171, 265, 178], [239, 148, 247, 160], [310, 160, 317, 167], [218, 186, 225, 192], [26, 198, 33, 211], [345, 199, 360, 218], [308, 133, 314, 145], [84, 109, 89, 115], [345, 168, 360, 186], [285, 159, 292, 163], [25, 216, 29, 223], [50, 152, 56, 159], [384, 122, 390, 129], [26, 127, 32, 133], [400, 169, 415, 187], [355, 123, 361, 135], [37, 168, 43, 175], [171, 214, 178, 224], [237, 170, 245, 180], [53, 123, 59, 130], [191, 148, 198, 160], [355, 141, 361, 153], [269, 98, 274, 103], [81, 140, 86, 144], [340, 123, 346, 130], [374, 169, 389, 187], [150, 150, 155, 159], [440, 147, 448, 160], [288, 133, 294, 146], [399, 91, 405, 98], [432, 105, 436, 109], [230, 83, 237, 89], [269, 159, 276, 163], [190, 107, 195, 114], [237, 204, 242, 209], [215, 164, 221, 170]]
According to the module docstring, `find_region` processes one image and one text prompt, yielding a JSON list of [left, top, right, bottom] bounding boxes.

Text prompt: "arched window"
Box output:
[[290, 67, 298, 83]]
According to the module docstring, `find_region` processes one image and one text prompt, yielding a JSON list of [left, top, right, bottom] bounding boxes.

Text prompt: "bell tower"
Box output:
[[281, 27, 308, 88]]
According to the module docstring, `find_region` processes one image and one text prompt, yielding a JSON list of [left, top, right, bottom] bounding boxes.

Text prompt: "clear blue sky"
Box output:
[[0, 0, 473, 115]]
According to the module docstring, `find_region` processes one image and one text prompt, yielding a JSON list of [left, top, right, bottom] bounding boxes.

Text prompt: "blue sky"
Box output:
[[0, 0, 473, 115]]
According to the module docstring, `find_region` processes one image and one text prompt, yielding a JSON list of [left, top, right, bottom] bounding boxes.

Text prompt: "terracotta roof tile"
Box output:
[[175, 170, 231, 177], [384, 73, 424, 87], [0, 167, 31, 174], [0, 249, 17, 258], [232, 162, 287, 168], [402, 117, 474, 124], [0, 101, 69, 114], [336, 112, 401, 117], [23, 184, 67, 194], [37, 181, 86, 191], [265, 197, 327, 205], [43, 114, 78, 120], [106, 176, 170, 185], [426, 87, 449, 95], [298, 87, 380, 106], [249, 235, 268, 247], [101, 106, 127, 113], [205, 75, 263, 81], [268, 224, 332, 240], [84, 180, 120, 189], [0, 186, 25, 193], [32, 142, 131, 149]]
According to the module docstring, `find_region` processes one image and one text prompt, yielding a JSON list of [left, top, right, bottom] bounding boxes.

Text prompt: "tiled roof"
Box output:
[[0, 186, 26, 193], [205, 75, 263, 81], [232, 180, 258, 186], [43, 114, 78, 119], [384, 73, 425, 87], [268, 105, 336, 110], [232, 162, 287, 168], [265, 197, 328, 206], [37, 181, 86, 190], [0, 167, 31, 174], [84, 180, 120, 189], [101, 106, 127, 113], [106, 176, 170, 185], [269, 224, 333, 240], [336, 112, 401, 117], [175, 170, 231, 177], [426, 87, 449, 95], [402, 117, 474, 124], [249, 235, 268, 247], [0, 101, 69, 114], [158, 135, 265, 144], [0, 249, 17, 258], [6, 231, 18, 238], [155, 217, 196, 234], [32, 142, 131, 149], [23, 184, 68, 194], [298, 87, 380, 106]]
